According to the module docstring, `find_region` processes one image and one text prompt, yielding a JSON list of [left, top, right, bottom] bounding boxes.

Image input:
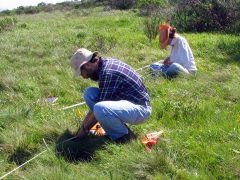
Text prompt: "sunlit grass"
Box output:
[[0, 7, 240, 179]]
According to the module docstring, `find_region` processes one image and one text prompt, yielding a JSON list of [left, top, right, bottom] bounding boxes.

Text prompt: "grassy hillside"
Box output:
[[0, 7, 240, 179]]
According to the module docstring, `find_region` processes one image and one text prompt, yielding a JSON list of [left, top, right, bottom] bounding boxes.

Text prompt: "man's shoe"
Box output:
[[115, 127, 136, 144]]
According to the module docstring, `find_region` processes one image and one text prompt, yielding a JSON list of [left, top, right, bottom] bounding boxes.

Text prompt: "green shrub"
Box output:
[[171, 0, 240, 33], [88, 31, 117, 53], [76, 31, 87, 46], [80, 0, 97, 8], [19, 23, 28, 29], [137, 0, 170, 16], [110, 0, 135, 9], [15, 6, 26, 15], [0, 10, 12, 16], [143, 17, 162, 43], [0, 17, 17, 33], [23, 6, 40, 14]]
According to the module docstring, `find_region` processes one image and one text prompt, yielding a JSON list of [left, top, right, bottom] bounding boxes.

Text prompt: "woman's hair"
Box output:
[[169, 27, 176, 38]]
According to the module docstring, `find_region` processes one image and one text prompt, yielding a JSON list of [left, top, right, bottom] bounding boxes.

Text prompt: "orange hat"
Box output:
[[159, 24, 171, 49]]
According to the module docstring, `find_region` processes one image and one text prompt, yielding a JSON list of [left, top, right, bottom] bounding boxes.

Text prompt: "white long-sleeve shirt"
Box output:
[[170, 35, 197, 72]]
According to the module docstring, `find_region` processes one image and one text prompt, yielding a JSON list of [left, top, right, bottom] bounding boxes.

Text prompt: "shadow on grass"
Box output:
[[55, 129, 110, 163], [8, 147, 33, 166]]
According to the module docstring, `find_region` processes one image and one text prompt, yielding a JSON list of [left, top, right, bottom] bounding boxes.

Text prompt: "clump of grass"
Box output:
[[88, 31, 118, 53], [143, 17, 162, 43], [0, 17, 17, 33]]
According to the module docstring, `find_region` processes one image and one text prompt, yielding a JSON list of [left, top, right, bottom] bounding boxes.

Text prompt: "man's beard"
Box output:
[[88, 69, 99, 81]]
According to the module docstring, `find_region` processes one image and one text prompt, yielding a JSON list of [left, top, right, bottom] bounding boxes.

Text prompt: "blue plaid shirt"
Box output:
[[97, 57, 150, 106]]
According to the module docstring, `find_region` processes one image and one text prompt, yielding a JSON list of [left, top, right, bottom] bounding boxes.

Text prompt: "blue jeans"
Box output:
[[84, 87, 152, 140], [150, 62, 189, 78], [165, 63, 189, 77]]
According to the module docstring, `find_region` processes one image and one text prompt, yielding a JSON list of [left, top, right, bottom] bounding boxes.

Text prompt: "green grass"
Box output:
[[0, 7, 240, 179]]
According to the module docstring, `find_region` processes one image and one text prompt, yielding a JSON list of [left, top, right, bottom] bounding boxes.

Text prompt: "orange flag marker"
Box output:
[[141, 131, 164, 152]]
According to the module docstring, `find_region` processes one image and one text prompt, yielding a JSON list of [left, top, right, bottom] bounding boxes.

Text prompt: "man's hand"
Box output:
[[76, 125, 88, 138], [76, 111, 98, 138]]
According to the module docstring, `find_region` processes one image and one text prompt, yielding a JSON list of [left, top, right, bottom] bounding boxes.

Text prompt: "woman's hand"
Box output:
[[163, 57, 171, 65]]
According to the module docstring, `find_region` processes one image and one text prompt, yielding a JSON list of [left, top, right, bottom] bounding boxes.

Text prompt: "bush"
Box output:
[[0, 17, 17, 33], [110, 0, 135, 10], [143, 17, 162, 43], [75, 31, 87, 46], [0, 10, 12, 16], [137, 0, 170, 16], [80, 0, 97, 8], [171, 0, 240, 33], [138, 1, 170, 44], [24, 6, 40, 14], [19, 23, 28, 29], [15, 6, 25, 15], [88, 31, 117, 53]]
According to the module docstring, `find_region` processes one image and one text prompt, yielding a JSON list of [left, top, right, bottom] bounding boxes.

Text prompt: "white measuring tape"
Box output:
[[0, 136, 78, 179], [0, 60, 163, 179]]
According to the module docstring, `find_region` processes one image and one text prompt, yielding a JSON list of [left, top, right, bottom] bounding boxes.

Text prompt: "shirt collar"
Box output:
[[170, 38, 177, 46]]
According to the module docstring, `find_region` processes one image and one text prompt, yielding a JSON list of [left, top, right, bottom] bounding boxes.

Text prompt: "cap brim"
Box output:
[[159, 24, 170, 49], [160, 28, 170, 49], [93, 51, 98, 55], [74, 65, 81, 76], [74, 61, 88, 76]]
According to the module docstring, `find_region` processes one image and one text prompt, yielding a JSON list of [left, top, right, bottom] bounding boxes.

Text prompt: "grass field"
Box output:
[[0, 7, 240, 179]]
